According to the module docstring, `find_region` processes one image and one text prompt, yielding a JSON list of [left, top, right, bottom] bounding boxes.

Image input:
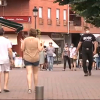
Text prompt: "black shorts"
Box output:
[[70, 58, 77, 64], [24, 60, 39, 67]]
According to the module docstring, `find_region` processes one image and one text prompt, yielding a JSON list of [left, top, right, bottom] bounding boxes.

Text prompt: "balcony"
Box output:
[[63, 20, 67, 26], [39, 18, 43, 25], [47, 19, 52, 25], [56, 18, 60, 26], [69, 21, 82, 31]]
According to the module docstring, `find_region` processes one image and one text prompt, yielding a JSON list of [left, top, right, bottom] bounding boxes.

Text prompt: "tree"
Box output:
[[54, 0, 100, 27]]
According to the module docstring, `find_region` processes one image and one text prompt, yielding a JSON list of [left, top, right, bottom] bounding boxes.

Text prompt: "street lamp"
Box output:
[[33, 6, 38, 29], [0, 0, 2, 5]]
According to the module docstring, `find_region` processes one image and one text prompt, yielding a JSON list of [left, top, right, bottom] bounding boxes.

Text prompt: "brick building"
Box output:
[[0, 0, 100, 62]]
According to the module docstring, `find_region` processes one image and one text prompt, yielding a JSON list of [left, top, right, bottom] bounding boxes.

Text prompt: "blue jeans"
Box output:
[[96, 57, 100, 68], [47, 56, 54, 71]]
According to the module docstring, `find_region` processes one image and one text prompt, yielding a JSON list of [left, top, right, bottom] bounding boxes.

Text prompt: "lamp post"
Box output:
[[33, 6, 38, 29], [0, 0, 2, 5]]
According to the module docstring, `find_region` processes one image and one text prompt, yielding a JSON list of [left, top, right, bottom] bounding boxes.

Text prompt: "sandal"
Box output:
[[3, 89, 10, 92], [28, 89, 32, 94]]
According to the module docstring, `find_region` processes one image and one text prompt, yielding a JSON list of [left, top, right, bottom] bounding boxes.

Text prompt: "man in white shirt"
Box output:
[[0, 28, 13, 93]]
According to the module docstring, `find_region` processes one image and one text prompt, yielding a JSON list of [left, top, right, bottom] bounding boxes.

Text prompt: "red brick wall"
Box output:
[[0, 0, 29, 16], [12, 32, 22, 56], [29, 0, 68, 33]]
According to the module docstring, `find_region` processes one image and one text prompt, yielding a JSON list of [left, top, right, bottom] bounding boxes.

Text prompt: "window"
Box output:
[[39, 7, 43, 18], [56, 9, 60, 19], [63, 10, 66, 20], [48, 8, 51, 19]]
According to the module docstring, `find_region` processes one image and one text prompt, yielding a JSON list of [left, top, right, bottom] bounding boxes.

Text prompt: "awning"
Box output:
[[39, 35, 59, 48], [0, 17, 23, 33], [93, 34, 100, 38], [4, 34, 17, 45]]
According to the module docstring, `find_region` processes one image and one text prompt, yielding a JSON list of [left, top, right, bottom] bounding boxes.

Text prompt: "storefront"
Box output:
[[51, 33, 65, 63], [1, 16, 31, 56]]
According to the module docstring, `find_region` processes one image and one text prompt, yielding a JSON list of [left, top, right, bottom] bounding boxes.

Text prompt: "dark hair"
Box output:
[[49, 42, 52, 44], [29, 28, 37, 37], [71, 43, 74, 46], [0, 28, 4, 36], [44, 46, 46, 48], [84, 26, 90, 30]]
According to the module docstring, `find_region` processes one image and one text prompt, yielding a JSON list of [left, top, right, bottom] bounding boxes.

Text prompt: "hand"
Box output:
[[20, 39, 24, 43], [93, 51, 96, 55], [10, 59, 14, 66], [41, 40, 45, 44], [75, 50, 78, 54]]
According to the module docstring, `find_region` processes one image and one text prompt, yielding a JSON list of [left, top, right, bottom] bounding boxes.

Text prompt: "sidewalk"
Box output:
[[0, 66, 100, 99]]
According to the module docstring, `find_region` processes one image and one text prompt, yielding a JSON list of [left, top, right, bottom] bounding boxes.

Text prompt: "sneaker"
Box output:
[[88, 71, 91, 76], [62, 69, 65, 71], [84, 73, 88, 76], [28, 89, 32, 94]]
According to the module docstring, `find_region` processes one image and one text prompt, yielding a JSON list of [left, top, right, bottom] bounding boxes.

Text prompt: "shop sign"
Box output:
[[0, 16, 31, 23]]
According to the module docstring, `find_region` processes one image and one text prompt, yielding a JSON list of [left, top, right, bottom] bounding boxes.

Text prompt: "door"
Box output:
[[54, 40, 64, 63]]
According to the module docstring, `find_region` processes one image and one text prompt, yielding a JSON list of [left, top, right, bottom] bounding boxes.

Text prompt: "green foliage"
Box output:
[[54, 0, 100, 27]]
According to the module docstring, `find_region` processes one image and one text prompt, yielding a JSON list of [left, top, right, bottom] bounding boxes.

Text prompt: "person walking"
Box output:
[[62, 43, 71, 71], [76, 27, 97, 76], [21, 28, 44, 93], [39, 49, 45, 71], [0, 28, 13, 93], [69, 43, 77, 71], [46, 42, 55, 71]]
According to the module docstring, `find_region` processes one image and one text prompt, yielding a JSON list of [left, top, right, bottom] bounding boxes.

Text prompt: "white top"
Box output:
[[94, 54, 99, 57], [69, 47, 76, 58], [0, 37, 12, 64]]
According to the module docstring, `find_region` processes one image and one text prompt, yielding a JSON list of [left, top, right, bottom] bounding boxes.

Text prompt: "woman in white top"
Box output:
[[69, 43, 77, 71]]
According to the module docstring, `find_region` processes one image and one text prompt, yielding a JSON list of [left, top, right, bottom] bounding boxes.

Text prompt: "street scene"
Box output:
[[0, 0, 100, 99], [0, 66, 100, 99]]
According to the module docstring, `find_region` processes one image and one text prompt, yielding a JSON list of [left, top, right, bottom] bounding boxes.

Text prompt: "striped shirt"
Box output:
[[63, 47, 70, 57]]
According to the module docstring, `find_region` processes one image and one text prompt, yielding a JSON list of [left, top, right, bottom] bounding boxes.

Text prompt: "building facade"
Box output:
[[0, 0, 100, 62]]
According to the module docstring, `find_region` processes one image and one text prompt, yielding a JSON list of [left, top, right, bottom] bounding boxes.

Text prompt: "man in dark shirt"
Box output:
[[76, 27, 97, 76]]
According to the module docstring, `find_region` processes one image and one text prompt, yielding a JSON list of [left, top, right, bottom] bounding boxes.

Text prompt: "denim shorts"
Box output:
[[24, 60, 39, 67]]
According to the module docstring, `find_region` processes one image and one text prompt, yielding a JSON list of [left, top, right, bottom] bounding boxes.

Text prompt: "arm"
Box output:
[[53, 47, 55, 52], [93, 41, 98, 52], [8, 48, 13, 60], [7, 41, 13, 65], [92, 35, 98, 54], [76, 42, 82, 51]]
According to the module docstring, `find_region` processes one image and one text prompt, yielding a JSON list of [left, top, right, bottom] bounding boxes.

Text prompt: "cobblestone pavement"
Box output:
[[0, 65, 100, 99]]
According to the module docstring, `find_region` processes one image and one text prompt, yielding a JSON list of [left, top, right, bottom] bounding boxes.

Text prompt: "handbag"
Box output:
[[72, 55, 77, 60]]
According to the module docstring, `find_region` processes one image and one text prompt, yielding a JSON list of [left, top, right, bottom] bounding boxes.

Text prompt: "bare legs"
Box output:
[[26, 66, 32, 90], [33, 67, 38, 89], [4, 72, 9, 90], [71, 60, 77, 71], [26, 66, 38, 91], [0, 71, 9, 92], [0, 72, 2, 92]]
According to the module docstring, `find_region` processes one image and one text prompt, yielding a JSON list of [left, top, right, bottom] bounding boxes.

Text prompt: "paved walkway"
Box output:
[[0, 65, 100, 99]]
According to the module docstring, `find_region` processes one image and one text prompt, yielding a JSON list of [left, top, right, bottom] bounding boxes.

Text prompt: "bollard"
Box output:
[[35, 86, 44, 100]]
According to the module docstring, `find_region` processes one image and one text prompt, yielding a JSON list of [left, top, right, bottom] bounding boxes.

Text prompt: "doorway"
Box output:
[[71, 33, 81, 47], [54, 40, 64, 64]]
